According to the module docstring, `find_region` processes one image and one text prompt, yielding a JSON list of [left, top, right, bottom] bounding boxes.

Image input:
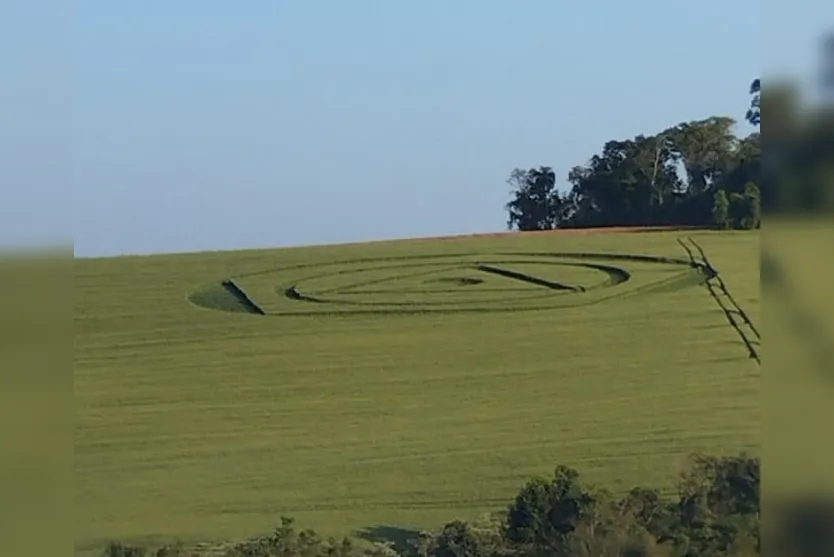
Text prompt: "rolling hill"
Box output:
[[74, 228, 760, 554]]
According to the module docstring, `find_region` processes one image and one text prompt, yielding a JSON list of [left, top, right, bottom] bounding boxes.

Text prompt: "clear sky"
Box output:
[[5, 1, 823, 257]]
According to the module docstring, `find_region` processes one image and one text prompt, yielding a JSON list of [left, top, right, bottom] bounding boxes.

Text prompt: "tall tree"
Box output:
[[729, 183, 761, 229], [712, 190, 731, 229], [505, 166, 562, 231], [563, 135, 681, 227], [721, 132, 760, 193], [668, 116, 738, 195], [746, 78, 761, 126], [505, 465, 594, 556], [506, 114, 761, 230]]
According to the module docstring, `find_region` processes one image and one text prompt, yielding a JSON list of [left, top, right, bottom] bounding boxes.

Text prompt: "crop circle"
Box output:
[[189, 251, 702, 316]]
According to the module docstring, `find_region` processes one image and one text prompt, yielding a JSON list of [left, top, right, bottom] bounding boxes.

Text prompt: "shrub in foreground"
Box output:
[[99, 453, 763, 557]]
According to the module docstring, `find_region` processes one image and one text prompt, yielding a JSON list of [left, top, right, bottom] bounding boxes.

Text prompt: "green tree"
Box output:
[[224, 516, 362, 557], [506, 112, 762, 230], [728, 184, 761, 230], [668, 116, 738, 196], [718, 132, 760, 200], [505, 167, 562, 231], [712, 190, 731, 229], [746, 79, 760, 126], [426, 514, 507, 557], [570, 509, 675, 557], [740, 183, 761, 229], [504, 465, 594, 556], [563, 135, 681, 227], [618, 487, 677, 543], [673, 454, 760, 557], [425, 520, 497, 557]]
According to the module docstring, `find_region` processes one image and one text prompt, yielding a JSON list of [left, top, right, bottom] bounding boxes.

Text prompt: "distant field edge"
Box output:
[[75, 225, 717, 261], [466, 224, 713, 238], [327, 225, 716, 249]]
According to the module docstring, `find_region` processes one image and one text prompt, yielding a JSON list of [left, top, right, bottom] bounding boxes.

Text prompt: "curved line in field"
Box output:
[[188, 249, 702, 316], [284, 257, 637, 307]]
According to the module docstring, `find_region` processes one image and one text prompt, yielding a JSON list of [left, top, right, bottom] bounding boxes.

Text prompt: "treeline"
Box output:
[[101, 453, 763, 557], [506, 81, 762, 231], [506, 118, 761, 232]]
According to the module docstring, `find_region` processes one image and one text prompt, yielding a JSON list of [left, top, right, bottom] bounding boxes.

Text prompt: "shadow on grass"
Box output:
[[222, 279, 266, 314], [355, 525, 421, 554]]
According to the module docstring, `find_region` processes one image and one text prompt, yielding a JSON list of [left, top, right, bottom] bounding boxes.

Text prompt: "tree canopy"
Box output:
[[505, 82, 762, 231]]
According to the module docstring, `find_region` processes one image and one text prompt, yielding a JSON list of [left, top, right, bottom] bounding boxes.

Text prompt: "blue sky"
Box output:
[[3, 1, 822, 257]]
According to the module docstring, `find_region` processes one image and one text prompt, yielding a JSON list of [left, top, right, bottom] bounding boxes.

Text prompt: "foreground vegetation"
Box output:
[[102, 453, 761, 557]]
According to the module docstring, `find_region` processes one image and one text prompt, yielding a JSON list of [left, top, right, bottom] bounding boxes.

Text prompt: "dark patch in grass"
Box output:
[[684, 238, 759, 364], [283, 289, 555, 308], [284, 286, 326, 303], [476, 264, 582, 292], [220, 280, 266, 315], [355, 525, 421, 555], [188, 282, 264, 314], [571, 262, 631, 288], [428, 276, 484, 286]]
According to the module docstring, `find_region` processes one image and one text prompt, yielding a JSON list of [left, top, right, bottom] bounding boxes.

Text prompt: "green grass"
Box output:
[[74, 230, 760, 554]]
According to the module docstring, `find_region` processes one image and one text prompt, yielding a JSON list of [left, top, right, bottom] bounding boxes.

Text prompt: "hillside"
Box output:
[[74, 229, 760, 554]]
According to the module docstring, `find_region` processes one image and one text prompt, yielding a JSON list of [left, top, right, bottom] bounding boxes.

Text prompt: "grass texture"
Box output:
[[74, 230, 760, 554]]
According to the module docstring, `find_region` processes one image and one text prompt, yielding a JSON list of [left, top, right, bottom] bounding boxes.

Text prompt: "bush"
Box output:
[[97, 453, 762, 557]]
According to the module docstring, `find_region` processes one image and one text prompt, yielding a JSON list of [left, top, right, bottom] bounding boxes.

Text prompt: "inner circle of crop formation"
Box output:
[[189, 251, 706, 316]]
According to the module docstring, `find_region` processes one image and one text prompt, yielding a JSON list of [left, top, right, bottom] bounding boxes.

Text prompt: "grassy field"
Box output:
[[74, 229, 760, 555]]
